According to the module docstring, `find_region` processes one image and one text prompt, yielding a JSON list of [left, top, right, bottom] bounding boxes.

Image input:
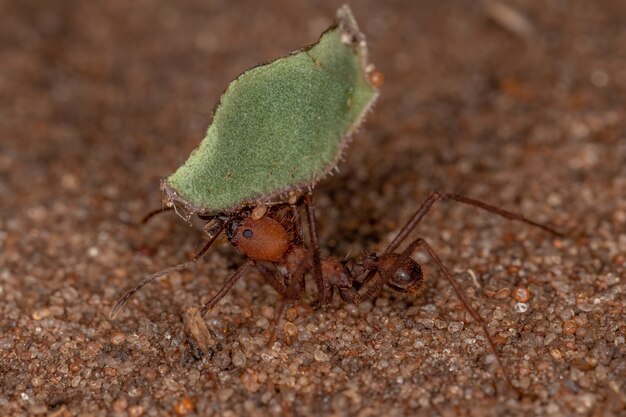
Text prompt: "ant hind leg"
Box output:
[[399, 236, 518, 392], [355, 190, 562, 297], [385, 191, 562, 256]]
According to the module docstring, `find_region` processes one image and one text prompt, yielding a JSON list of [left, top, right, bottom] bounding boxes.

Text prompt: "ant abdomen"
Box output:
[[377, 254, 424, 294], [230, 216, 290, 262]]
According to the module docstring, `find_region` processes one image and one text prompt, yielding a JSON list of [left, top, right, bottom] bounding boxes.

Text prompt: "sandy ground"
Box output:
[[1, 1, 625, 416]]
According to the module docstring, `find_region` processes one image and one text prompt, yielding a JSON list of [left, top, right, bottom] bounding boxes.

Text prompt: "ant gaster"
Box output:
[[111, 191, 562, 389]]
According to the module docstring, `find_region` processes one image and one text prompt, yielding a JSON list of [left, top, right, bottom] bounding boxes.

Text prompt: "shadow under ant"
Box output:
[[111, 191, 563, 392]]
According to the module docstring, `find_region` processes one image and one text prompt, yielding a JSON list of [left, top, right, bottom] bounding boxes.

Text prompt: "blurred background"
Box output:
[[1, 1, 624, 416]]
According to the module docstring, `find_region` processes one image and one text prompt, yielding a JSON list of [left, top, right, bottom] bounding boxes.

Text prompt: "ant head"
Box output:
[[227, 213, 290, 262], [378, 254, 423, 294], [322, 259, 352, 289], [201, 215, 228, 237], [350, 252, 378, 276]]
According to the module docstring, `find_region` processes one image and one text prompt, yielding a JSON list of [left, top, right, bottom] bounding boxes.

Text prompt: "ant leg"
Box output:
[[141, 206, 174, 225], [110, 224, 227, 319], [267, 300, 288, 347], [303, 192, 329, 306], [193, 222, 227, 261], [375, 236, 516, 390], [356, 193, 459, 288], [291, 203, 305, 244], [250, 263, 289, 347], [413, 237, 516, 390], [386, 191, 562, 255], [255, 259, 308, 301], [255, 262, 307, 346], [359, 191, 562, 288], [255, 262, 288, 295], [200, 261, 252, 316], [269, 264, 308, 345]]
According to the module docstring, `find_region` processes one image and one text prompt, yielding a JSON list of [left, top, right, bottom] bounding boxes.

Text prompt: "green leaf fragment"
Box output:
[[163, 5, 378, 215]]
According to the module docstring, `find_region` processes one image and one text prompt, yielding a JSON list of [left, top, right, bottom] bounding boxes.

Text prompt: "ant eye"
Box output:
[[242, 229, 253, 238]]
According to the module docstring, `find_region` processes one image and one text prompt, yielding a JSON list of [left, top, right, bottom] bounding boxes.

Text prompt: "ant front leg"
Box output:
[[254, 261, 308, 346], [110, 221, 227, 319], [254, 262, 288, 296], [200, 261, 252, 316], [255, 261, 307, 301]]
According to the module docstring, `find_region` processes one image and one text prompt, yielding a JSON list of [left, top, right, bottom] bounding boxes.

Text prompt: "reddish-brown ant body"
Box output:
[[111, 191, 561, 389]]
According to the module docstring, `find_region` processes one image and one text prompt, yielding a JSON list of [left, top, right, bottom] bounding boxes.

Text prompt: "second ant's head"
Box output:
[[355, 253, 424, 294], [227, 214, 291, 262], [380, 254, 423, 294]]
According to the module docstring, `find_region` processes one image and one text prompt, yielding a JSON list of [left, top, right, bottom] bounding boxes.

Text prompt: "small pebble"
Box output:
[[562, 320, 577, 335], [513, 287, 531, 302], [550, 349, 563, 360], [174, 397, 195, 415], [284, 307, 298, 321], [514, 303, 528, 313], [261, 306, 274, 319], [110, 331, 126, 345], [32, 308, 51, 321], [241, 371, 261, 393], [219, 388, 234, 402], [256, 317, 269, 329], [128, 405, 145, 417], [493, 287, 511, 299], [313, 349, 330, 362], [232, 349, 246, 367], [447, 322, 464, 333], [283, 321, 298, 337], [544, 333, 557, 346], [112, 397, 128, 413]]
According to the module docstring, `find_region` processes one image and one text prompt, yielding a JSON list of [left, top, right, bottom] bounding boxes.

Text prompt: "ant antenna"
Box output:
[[110, 260, 197, 319], [141, 206, 174, 225], [110, 222, 227, 319]]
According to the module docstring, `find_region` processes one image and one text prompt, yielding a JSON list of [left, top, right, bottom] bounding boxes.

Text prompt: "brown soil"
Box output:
[[1, 1, 625, 416]]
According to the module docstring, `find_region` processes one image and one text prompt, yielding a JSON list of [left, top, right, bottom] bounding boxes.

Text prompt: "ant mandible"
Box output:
[[111, 191, 562, 389]]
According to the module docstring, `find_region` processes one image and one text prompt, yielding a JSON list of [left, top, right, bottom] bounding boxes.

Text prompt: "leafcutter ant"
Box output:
[[111, 191, 561, 389]]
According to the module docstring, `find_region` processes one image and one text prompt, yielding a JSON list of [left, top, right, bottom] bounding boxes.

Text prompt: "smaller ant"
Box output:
[[111, 191, 562, 389]]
